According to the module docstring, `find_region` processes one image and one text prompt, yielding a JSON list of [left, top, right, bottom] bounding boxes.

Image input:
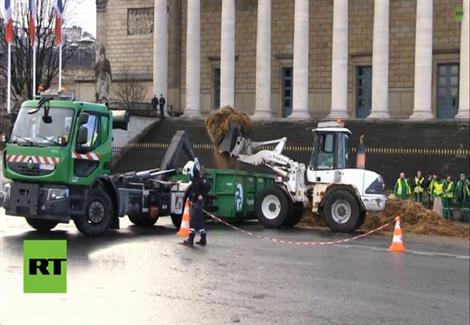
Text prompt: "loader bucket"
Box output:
[[217, 122, 242, 154]]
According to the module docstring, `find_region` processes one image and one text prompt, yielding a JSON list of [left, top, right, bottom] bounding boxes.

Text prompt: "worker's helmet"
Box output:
[[182, 161, 195, 177], [182, 158, 201, 178]]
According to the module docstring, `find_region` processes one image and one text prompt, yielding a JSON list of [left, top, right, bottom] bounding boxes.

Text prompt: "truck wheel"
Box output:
[[255, 186, 290, 228], [26, 218, 58, 232], [74, 189, 114, 236], [171, 213, 182, 229], [323, 190, 360, 233], [283, 202, 304, 227], [129, 213, 159, 227]]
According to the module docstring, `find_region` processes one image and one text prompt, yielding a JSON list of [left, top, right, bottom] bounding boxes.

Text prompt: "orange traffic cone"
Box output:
[[389, 216, 406, 253], [177, 199, 191, 237]]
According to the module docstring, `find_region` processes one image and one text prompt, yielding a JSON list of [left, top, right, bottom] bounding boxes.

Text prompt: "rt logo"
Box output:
[[23, 240, 67, 293]]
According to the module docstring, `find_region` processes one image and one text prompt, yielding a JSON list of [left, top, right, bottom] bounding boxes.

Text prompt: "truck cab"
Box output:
[[1, 92, 127, 235]]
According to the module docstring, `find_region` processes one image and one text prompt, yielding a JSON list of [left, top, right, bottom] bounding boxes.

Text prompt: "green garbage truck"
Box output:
[[0, 92, 275, 235], [0, 92, 196, 236]]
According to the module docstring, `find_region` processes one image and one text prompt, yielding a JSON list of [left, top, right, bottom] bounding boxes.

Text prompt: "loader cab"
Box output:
[[310, 122, 351, 171]]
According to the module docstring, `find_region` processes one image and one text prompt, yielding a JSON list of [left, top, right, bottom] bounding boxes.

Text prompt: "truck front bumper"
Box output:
[[361, 194, 387, 211], [2, 182, 71, 222]]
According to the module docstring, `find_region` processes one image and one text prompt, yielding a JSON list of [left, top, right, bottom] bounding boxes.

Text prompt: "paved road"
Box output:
[[0, 213, 468, 325]]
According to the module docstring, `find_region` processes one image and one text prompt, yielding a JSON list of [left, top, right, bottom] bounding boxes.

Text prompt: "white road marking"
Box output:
[[338, 244, 469, 260]]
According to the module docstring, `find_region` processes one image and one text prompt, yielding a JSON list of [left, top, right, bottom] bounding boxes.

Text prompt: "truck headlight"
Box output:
[[3, 182, 11, 200], [365, 177, 385, 194], [47, 188, 69, 201]]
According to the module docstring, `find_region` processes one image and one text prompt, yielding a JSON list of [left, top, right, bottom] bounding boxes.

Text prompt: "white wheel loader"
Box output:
[[217, 121, 387, 233]]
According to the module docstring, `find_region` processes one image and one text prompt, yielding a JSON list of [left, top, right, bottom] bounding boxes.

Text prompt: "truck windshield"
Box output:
[[10, 107, 74, 146]]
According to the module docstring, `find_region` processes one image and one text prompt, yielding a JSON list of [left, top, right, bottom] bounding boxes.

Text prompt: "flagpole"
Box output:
[[32, 44, 36, 98], [59, 43, 62, 90], [7, 43, 12, 113]]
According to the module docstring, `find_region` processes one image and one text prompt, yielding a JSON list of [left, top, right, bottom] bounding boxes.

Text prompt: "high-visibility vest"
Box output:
[[428, 179, 436, 194], [396, 178, 411, 196], [433, 182, 444, 197], [414, 177, 424, 193], [444, 181, 454, 198]]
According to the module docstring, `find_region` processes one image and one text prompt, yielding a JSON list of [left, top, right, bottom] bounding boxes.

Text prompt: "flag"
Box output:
[[28, 0, 36, 46], [4, 0, 14, 43], [54, 0, 64, 45]]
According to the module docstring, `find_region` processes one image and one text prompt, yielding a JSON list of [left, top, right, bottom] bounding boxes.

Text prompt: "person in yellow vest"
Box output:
[[442, 175, 454, 219], [431, 175, 444, 205], [412, 170, 425, 204], [427, 174, 438, 209], [432, 176, 444, 196], [394, 172, 411, 200]]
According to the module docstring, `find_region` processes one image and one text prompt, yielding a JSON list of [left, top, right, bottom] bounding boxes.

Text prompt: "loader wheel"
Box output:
[[129, 213, 159, 227], [323, 190, 360, 233], [255, 186, 290, 228], [26, 218, 58, 232], [283, 202, 304, 227], [74, 188, 114, 236]]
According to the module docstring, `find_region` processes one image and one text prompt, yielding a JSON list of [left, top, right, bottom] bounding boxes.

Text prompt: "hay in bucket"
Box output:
[[206, 106, 253, 147]]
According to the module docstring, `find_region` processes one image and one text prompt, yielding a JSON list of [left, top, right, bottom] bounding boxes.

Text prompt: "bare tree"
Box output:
[[113, 71, 145, 110], [0, 0, 72, 106]]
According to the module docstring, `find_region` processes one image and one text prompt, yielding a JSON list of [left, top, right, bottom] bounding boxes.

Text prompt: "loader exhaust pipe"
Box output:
[[111, 110, 129, 130], [356, 134, 366, 169]]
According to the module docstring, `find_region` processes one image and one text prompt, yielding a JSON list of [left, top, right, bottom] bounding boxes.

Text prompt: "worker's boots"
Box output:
[[183, 232, 195, 247], [197, 230, 207, 246]]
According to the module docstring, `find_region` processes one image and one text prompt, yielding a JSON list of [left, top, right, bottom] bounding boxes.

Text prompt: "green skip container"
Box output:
[[173, 168, 275, 220], [205, 169, 275, 219]]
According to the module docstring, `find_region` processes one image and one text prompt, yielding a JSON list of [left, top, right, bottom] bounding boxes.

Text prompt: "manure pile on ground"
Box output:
[[302, 199, 469, 238]]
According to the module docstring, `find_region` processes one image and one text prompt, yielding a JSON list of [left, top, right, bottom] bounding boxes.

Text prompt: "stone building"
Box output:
[[84, 0, 469, 119]]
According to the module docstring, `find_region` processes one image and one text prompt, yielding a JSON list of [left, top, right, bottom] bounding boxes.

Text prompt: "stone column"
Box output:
[[368, 0, 390, 119], [253, 0, 272, 119], [410, 0, 433, 119], [328, 0, 349, 119], [95, 0, 108, 53], [290, 0, 310, 119], [220, 0, 235, 107], [184, 0, 201, 117], [456, 0, 469, 119], [153, 0, 168, 111]]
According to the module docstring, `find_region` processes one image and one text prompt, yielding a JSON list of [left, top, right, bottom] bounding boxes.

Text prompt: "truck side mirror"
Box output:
[[77, 127, 88, 145], [78, 112, 89, 125]]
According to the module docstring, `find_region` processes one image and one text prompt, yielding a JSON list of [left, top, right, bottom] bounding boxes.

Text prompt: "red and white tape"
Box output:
[[202, 208, 394, 246], [6, 154, 60, 165], [72, 152, 100, 161]]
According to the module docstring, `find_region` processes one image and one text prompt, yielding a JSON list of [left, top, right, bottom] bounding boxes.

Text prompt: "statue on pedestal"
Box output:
[[95, 46, 112, 104]]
